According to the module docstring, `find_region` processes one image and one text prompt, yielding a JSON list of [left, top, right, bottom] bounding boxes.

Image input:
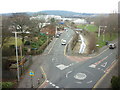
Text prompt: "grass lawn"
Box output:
[[77, 24, 98, 32], [96, 33, 118, 48], [77, 24, 86, 29], [3, 37, 22, 47], [86, 24, 98, 32]]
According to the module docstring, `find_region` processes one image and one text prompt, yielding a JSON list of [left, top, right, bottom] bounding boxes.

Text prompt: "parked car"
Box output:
[[108, 43, 116, 49], [61, 39, 66, 45], [56, 34, 60, 38]]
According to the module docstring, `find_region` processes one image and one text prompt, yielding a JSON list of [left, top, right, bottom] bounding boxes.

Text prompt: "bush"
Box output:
[[111, 76, 120, 89], [1, 82, 15, 88]]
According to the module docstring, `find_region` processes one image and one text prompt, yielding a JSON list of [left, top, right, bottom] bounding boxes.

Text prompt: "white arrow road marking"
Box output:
[[87, 80, 92, 84], [66, 71, 72, 78], [101, 62, 107, 67]]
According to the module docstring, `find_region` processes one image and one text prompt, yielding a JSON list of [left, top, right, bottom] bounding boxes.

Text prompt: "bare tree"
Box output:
[[87, 32, 96, 54]]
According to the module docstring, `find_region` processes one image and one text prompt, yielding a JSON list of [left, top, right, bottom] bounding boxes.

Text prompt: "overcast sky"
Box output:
[[0, 0, 119, 14]]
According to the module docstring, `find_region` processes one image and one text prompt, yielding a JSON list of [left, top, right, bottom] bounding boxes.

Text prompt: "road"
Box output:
[[38, 27, 118, 88]]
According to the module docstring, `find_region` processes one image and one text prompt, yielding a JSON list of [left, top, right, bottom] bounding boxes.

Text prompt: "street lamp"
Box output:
[[12, 31, 30, 82], [98, 26, 107, 41]]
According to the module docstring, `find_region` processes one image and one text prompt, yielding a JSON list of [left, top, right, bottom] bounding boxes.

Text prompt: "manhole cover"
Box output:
[[74, 73, 87, 80]]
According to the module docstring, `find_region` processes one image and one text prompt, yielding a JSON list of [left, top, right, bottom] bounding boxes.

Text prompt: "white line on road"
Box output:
[[76, 82, 82, 84], [66, 71, 72, 78], [87, 80, 92, 84], [52, 84, 55, 87], [98, 68, 100, 70], [47, 80, 60, 88], [109, 53, 112, 56], [89, 64, 96, 68], [101, 62, 107, 67], [55, 86, 60, 88], [48, 38, 57, 54]]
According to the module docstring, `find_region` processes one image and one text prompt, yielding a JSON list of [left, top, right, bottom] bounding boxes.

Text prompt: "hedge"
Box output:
[[111, 76, 120, 89], [1, 82, 15, 88]]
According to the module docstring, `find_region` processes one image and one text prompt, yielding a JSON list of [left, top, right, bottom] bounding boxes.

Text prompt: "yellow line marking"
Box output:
[[92, 60, 117, 89], [39, 66, 47, 88]]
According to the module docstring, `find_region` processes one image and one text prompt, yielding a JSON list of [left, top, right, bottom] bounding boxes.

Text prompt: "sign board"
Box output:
[[29, 70, 34, 76]]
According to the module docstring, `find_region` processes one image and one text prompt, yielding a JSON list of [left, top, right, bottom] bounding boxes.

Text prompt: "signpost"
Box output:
[[29, 70, 34, 88]]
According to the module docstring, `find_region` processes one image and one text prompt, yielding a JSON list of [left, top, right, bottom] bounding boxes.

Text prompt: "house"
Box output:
[[40, 25, 56, 36]]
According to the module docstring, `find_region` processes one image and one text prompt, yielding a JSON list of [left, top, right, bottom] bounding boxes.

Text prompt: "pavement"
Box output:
[[17, 37, 57, 88]]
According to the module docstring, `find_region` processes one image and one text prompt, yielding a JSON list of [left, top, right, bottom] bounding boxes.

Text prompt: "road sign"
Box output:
[[29, 70, 34, 76]]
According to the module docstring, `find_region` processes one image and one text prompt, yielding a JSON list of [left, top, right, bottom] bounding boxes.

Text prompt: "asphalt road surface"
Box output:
[[39, 28, 118, 88]]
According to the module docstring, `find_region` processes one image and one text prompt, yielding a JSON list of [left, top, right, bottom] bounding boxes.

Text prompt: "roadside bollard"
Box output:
[[38, 78, 40, 84]]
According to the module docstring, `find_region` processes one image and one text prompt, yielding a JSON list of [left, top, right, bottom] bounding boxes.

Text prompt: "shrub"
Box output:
[[1, 82, 15, 88], [111, 76, 120, 89]]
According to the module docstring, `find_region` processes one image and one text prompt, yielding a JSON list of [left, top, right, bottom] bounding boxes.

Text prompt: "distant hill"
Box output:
[[40, 10, 97, 17], [1, 10, 100, 17]]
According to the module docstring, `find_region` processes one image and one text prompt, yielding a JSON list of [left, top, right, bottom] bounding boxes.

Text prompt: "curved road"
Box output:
[[38, 28, 118, 88]]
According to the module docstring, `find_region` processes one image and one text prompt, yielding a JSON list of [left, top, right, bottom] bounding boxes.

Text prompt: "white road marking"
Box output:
[[74, 73, 87, 80], [49, 82, 52, 84], [55, 86, 59, 88], [76, 82, 82, 84], [47, 80, 60, 88], [52, 58, 55, 61], [66, 71, 72, 78], [52, 84, 55, 87], [68, 63, 74, 67], [56, 64, 68, 70], [89, 64, 96, 68], [56, 63, 75, 70], [109, 53, 112, 56], [48, 38, 57, 54], [101, 62, 107, 67], [98, 68, 100, 70], [87, 80, 92, 84]]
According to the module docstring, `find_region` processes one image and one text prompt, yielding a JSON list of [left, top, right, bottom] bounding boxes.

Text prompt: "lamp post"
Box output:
[[12, 31, 30, 82], [98, 26, 107, 41]]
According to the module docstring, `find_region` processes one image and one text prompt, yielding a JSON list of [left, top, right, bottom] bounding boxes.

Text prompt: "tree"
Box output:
[[50, 18, 56, 26], [2, 15, 13, 45], [9, 13, 31, 43]]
